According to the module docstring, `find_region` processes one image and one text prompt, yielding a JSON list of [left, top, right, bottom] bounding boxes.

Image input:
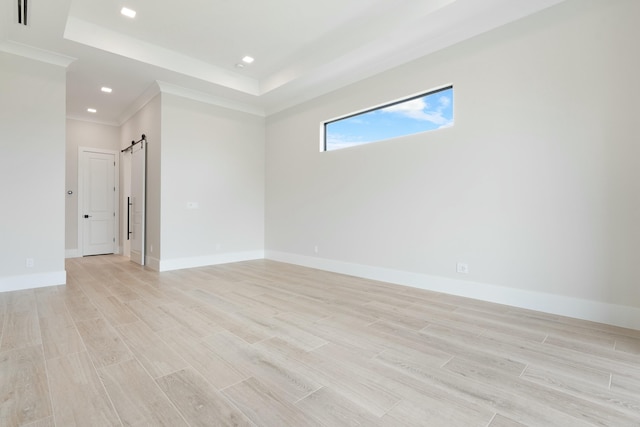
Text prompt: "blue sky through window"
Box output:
[[324, 86, 453, 151]]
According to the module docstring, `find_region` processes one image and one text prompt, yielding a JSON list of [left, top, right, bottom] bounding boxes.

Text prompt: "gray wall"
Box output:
[[0, 52, 66, 290], [265, 0, 640, 325], [159, 94, 265, 270], [116, 92, 265, 271]]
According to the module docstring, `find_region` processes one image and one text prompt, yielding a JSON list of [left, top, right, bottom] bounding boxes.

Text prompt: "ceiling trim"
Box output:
[[66, 114, 120, 127], [0, 40, 76, 68], [156, 81, 266, 117]]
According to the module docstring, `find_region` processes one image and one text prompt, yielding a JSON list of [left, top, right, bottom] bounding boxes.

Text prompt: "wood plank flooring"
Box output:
[[1, 255, 640, 426]]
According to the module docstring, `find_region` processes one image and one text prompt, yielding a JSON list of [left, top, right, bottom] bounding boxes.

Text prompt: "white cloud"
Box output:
[[439, 95, 451, 108], [383, 98, 428, 117], [381, 94, 452, 126]]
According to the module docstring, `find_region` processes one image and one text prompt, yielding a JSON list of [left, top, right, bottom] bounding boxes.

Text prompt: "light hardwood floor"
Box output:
[[1, 255, 640, 426]]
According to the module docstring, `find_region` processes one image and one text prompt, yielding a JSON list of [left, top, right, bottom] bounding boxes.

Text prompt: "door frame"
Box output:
[[77, 146, 120, 256]]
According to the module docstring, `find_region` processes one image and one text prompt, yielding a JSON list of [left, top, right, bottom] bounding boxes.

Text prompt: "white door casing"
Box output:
[[78, 148, 119, 256]]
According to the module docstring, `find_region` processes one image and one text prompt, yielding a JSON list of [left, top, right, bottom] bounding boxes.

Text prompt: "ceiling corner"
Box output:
[[117, 81, 162, 126]]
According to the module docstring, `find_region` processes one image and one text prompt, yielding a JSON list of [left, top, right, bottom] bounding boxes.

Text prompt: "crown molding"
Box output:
[[0, 40, 76, 67], [156, 81, 265, 117], [66, 114, 120, 127]]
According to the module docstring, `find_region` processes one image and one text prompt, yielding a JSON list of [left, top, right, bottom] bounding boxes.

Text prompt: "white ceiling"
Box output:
[[0, 0, 566, 125]]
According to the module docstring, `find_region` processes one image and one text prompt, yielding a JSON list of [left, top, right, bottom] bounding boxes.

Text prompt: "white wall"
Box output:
[[265, 0, 640, 328], [120, 94, 162, 267], [159, 94, 265, 271], [0, 52, 67, 291], [65, 119, 120, 257], [110, 90, 266, 272]]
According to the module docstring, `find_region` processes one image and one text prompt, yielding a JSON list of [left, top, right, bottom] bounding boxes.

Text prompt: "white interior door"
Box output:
[[81, 150, 116, 256], [129, 141, 146, 265]]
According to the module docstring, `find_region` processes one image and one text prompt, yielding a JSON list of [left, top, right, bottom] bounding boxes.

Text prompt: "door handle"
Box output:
[[84, 214, 92, 218], [127, 197, 132, 240]]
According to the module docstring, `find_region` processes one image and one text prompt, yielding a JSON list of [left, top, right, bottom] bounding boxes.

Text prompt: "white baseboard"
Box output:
[[265, 251, 640, 331], [65, 249, 80, 259], [0, 270, 67, 293], [157, 250, 265, 273], [146, 255, 161, 272]]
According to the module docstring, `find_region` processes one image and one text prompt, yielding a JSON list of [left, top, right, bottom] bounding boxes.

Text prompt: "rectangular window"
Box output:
[[323, 85, 453, 151]]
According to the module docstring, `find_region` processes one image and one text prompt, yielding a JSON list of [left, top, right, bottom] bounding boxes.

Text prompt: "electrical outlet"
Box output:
[[456, 262, 469, 274], [314, 245, 319, 254], [26, 258, 35, 268]]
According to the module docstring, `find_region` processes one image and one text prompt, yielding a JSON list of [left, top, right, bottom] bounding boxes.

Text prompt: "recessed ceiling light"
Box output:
[[101, 87, 112, 93], [87, 108, 97, 113], [121, 7, 136, 18], [242, 56, 254, 64]]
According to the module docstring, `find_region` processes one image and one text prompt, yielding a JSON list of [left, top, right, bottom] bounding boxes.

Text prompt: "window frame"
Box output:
[[321, 84, 454, 152]]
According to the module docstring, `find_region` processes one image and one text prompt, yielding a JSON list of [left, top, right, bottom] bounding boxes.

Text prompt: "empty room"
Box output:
[[1, 0, 639, 425]]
